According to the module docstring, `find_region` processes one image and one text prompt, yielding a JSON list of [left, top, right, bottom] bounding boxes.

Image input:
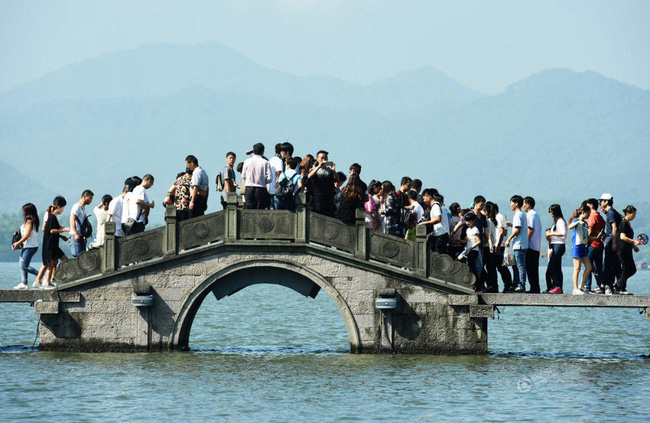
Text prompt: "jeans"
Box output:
[[20, 247, 39, 284], [467, 250, 482, 289], [274, 197, 295, 211], [70, 237, 87, 258], [525, 249, 540, 292], [513, 248, 527, 289], [547, 244, 565, 290], [585, 246, 603, 290]]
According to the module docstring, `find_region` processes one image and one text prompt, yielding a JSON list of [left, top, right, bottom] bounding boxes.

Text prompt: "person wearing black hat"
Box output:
[[241, 143, 271, 209]]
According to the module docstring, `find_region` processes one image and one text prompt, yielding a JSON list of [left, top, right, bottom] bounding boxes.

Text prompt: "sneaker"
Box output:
[[13, 283, 29, 290], [605, 287, 613, 295], [513, 286, 525, 293], [549, 287, 563, 294], [592, 288, 605, 294], [572, 288, 585, 295], [580, 287, 591, 294], [619, 290, 633, 295], [32, 281, 41, 287], [42, 284, 55, 290]]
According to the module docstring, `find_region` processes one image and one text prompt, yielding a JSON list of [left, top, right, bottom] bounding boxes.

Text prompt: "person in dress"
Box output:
[[12, 203, 40, 290], [41, 196, 70, 289], [568, 205, 592, 295], [615, 205, 642, 295]]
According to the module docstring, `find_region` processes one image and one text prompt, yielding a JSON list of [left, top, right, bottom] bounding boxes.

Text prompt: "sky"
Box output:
[[1, 0, 649, 95]]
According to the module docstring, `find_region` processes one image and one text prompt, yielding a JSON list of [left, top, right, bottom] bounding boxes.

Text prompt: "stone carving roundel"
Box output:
[[382, 242, 400, 258], [78, 252, 99, 271], [322, 224, 340, 240], [258, 217, 275, 233], [431, 253, 454, 274], [56, 261, 75, 282], [132, 239, 150, 256], [193, 222, 210, 239]]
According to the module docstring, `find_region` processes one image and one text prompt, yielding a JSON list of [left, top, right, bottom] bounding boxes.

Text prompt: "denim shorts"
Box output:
[[571, 244, 588, 259]]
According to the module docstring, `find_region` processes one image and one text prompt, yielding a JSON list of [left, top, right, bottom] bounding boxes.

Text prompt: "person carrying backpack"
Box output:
[[275, 157, 303, 211]]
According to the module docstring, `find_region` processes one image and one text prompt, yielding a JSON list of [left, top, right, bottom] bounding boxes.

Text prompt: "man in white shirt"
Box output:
[[268, 143, 284, 210], [242, 143, 271, 209], [419, 189, 450, 254], [185, 155, 209, 218], [504, 195, 528, 293], [128, 174, 155, 234], [108, 183, 129, 238], [524, 196, 542, 293], [70, 190, 94, 257]]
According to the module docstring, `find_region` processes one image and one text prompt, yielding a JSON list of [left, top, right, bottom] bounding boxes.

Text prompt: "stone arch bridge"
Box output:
[[21, 195, 648, 354]]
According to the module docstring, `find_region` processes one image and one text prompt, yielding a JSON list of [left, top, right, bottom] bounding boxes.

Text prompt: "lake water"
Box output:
[[1, 261, 649, 422]]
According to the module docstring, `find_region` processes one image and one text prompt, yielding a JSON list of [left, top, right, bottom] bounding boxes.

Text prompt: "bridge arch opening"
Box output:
[[172, 260, 361, 353]]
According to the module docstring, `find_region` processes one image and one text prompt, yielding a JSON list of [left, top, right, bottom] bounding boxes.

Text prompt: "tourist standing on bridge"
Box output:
[[12, 203, 40, 290], [219, 152, 238, 210], [616, 205, 641, 295], [308, 150, 338, 217], [585, 198, 605, 293], [185, 155, 209, 218], [492, 203, 512, 292], [70, 190, 94, 258], [379, 181, 401, 237], [242, 143, 272, 209], [365, 180, 382, 230], [268, 143, 284, 210], [42, 196, 70, 289], [419, 189, 449, 255], [600, 193, 622, 294], [545, 204, 567, 294], [90, 194, 112, 248], [504, 195, 528, 293], [335, 175, 366, 224], [569, 205, 592, 295], [396, 177, 412, 236], [275, 157, 303, 211], [108, 182, 129, 238], [461, 212, 482, 290], [523, 197, 542, 293], [166, 169, 192, 221], [128, 175, 155, 234]]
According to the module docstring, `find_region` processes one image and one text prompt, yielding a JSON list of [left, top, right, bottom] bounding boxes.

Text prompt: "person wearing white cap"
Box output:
[[599, 193, 622, 294]]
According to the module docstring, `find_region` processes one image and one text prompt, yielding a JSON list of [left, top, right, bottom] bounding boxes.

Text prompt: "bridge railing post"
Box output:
[[415, 224, 429, 277], [295, 193, 308, 243], [354, 207, 368, 260], [164, 205, 178, 257], [225, 192, 239, 242], [101, 221, 117, 274]]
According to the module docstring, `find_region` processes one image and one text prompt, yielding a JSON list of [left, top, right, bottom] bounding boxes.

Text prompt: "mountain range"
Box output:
[[1, 42, 649, 225]]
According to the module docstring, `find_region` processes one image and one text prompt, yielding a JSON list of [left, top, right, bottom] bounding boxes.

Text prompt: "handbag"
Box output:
[[12, 229, 22, 249]]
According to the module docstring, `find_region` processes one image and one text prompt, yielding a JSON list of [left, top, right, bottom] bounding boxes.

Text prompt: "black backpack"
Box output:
[[276, 172, 297, 201], [75, 215, 93, 238]]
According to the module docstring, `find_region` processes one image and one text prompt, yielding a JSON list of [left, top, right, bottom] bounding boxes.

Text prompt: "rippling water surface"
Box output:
[[1, 262, 649, 421]]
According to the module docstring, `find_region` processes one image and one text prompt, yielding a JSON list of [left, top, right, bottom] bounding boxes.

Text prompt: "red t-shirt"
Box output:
[[587, 211, 605, 250]]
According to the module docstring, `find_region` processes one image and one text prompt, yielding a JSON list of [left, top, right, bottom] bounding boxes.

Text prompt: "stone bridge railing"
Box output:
[[55, 194, 476, 290]]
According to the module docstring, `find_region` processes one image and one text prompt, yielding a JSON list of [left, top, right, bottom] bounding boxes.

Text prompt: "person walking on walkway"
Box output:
[[616, 205, 641, 295], [242, 143, 272, 209], [504, 195, 528, 293], [569, 205, 592, 295], [12, 203, 40, 290], [185, 155, 209, 218], [545, 204, 567, 294], [70, 190, 94, 257], [42, 196, 70, 289]]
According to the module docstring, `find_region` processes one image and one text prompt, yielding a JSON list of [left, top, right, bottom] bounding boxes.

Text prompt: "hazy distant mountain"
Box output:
[[0, 160, 52, 215], [0, 42, 478, 115], [0, 43, 648, 226]]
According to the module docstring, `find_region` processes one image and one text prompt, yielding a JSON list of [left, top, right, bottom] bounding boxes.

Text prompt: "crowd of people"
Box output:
[[11, 142, 644, 295]]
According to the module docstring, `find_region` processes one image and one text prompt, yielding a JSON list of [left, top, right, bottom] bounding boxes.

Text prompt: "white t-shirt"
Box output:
[[131, 185, 148, 224], [268, 155, 283, 195], [495, 213, 507, 248], [512, 210, 529, 250], [21, 221, 39, 248], [411, 202, 424, 221], [550, 218, 567, 245], [93, 205, 109, 246], [108, 195, 125, 237], [70, 202, 87, 235], [121, 193, 131, 225], [487, 219, 497, 247], [466, 226, 480, 252], [432, 203, 450, 237], [526, 209, 543, 251]]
